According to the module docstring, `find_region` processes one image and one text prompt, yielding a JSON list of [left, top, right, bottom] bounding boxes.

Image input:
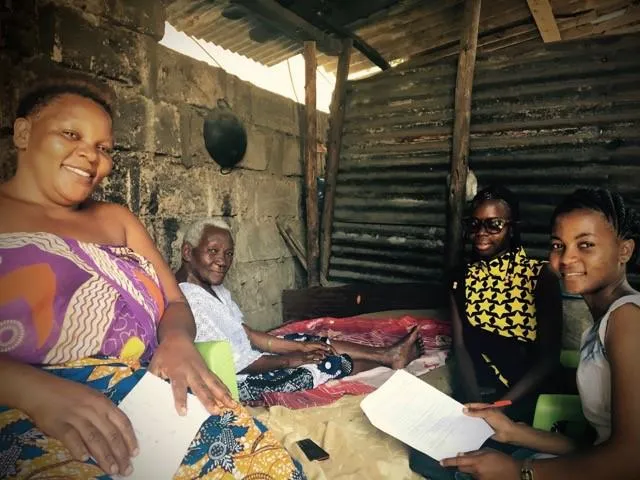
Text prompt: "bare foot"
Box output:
[[386, 326, 422, 369]]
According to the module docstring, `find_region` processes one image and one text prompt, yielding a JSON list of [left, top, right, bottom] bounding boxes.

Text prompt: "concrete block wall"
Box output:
[[1, 0, 328, 330]]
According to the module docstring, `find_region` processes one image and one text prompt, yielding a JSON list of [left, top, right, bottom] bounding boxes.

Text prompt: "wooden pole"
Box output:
[[321, 38, 352, 282], [304, 40, 320, 287], [446, 0, 482, 274]]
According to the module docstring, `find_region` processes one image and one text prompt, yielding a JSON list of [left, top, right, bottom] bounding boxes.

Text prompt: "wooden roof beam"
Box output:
[[232, 0, 342, 55], [526, 0, 561, 42], [317, 20, 390, 70]]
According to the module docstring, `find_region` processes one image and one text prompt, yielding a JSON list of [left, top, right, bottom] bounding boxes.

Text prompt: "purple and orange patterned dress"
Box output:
[[0, 232, 305, 480]]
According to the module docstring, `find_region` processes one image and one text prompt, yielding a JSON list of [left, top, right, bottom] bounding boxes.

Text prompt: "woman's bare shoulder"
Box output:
[[610, 300, 640, 322], [83, 200, 136, 240]]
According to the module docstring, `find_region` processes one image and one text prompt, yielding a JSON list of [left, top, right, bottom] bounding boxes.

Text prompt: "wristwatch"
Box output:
[[520, 459, 534, 480]]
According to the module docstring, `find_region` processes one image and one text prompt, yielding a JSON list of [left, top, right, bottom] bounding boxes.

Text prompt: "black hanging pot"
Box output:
[[203, 98, 247, 173]]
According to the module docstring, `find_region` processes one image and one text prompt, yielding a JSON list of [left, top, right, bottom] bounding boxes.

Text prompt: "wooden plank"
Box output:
[[304, 41, 320, 287], [526, 0, 561, 42], [232, 0, 341, 55], [322, 23, 389, 70], [321, 39, 353, 283], [276, 221, 307, 271], [445, 0, 482, 274], [281, 282, 448, 323]]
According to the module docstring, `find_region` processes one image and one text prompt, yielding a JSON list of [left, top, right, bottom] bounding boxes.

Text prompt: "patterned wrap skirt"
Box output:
[[238, 334, 354, 403]]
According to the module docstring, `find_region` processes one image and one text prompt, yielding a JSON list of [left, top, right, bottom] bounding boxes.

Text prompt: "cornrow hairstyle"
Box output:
[[551, 188, 640, 270], [469, 184, 522, 249], [16, 77, 114, 119]]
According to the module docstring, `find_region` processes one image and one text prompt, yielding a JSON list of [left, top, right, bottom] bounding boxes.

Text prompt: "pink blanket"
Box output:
[[256, 315, 451, 409]]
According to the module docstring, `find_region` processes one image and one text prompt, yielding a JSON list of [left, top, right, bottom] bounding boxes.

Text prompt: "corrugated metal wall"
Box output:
[[329, 33, 640, 284]]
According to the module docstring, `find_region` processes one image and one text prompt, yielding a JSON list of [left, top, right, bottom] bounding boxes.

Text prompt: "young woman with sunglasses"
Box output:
[[450, 186, 563, 423]]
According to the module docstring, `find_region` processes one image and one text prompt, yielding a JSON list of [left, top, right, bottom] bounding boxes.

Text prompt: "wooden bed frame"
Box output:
[[281, 282, 448, 323]]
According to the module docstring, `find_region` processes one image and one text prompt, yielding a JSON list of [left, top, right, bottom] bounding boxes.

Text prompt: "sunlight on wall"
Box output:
[[160, 23, 335, 113]]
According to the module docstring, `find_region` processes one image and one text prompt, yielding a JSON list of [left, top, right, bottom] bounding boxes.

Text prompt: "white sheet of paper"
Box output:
[[114, 372, 209, 480], [360, 369, 494, 461]]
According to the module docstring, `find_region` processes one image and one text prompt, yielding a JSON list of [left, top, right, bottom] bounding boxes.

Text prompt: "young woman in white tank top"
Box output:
[[441, 188, 640, 480]]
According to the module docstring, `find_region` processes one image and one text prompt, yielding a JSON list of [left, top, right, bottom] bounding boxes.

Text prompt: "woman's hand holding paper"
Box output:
[[462, 403, 517, 443]]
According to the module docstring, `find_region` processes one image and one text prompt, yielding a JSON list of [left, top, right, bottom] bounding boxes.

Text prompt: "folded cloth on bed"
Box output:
[[261, 379, 376, 409], [256, 315, 451, 409], [271, 314, 451, 349]]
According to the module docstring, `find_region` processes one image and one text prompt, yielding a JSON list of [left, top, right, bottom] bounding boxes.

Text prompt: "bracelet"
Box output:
[[520, 459, 534, 480], [267, 337, 273, 351]]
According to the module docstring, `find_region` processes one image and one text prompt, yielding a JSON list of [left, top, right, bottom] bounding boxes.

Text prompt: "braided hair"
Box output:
[[551, 188, 640, 270]]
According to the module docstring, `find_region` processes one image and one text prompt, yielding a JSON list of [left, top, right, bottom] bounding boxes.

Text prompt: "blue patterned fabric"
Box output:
[[238, 334, 353, 403], [0, 357, 306, 479]]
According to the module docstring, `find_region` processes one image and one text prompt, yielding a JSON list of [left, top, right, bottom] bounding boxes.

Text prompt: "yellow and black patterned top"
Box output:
[[453, 247, 545, 390]]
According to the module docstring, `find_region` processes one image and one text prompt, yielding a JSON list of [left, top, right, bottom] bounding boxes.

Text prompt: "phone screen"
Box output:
[[296, 438, 330, 461]]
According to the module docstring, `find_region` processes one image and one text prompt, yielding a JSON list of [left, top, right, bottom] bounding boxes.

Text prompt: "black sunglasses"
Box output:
[[464, 217, 512, 235]]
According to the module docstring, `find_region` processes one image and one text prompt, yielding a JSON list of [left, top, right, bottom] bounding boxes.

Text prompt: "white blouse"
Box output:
[[179, 282, 263, 376], [576, 294, 640, 444]]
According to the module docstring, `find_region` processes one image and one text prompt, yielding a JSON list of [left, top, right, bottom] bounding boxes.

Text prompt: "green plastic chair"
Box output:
[[532, 349, 586, 439], [195, 340, 239, 401], [532, 394, 584, 431], [560, 349, 580, 369]]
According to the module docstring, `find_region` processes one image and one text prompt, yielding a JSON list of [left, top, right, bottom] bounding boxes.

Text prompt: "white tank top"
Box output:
[[576, 294, 640, 444]]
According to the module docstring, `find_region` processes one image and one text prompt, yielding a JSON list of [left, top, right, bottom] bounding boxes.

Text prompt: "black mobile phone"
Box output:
[[296, 438, 330, 461]]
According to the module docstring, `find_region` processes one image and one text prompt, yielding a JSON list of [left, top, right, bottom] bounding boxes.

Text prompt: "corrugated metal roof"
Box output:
[[166, 1, 640, 76], [328, 33, 640, 285], [166, 0, 302, 66]]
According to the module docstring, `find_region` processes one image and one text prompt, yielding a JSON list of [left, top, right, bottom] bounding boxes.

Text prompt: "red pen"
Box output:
[[474, 400, 512, 410]]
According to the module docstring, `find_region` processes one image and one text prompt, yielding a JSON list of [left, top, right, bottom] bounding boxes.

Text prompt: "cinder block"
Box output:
[[45, 6, 150, 86], [226, 258, 297, 330], [225, 74, 252, 124], [139, 215, 182, 266], [179, 105, 211, 168], [242, 305, 283, 332], [138, 158, 256, 219], [111, 88, 148, 151], [233, 219, 292, 263], [239, 124, 273, 172], [42, 0, 165, 39], [281, 134, 303, 177], [102, 0, 165, 40], [251, 85, 299, 136], [250, 175, 301, 219], [139, 159, 212, 217], [222, 170, 257, 218], [92, 151, 145, 214], [151, 101, 181, 156], [156, 46, 226, 107]]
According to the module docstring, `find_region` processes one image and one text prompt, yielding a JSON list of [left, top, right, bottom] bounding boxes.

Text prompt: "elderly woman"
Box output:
[[0, 78, 304, 479], [176, 219, 423, 403]]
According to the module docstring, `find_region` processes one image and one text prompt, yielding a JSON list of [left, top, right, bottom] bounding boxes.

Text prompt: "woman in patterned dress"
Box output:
[[450, 186, 563, 423], [0, 77, 304, 479]]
